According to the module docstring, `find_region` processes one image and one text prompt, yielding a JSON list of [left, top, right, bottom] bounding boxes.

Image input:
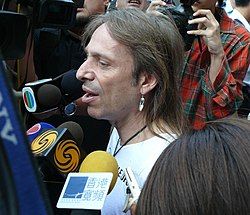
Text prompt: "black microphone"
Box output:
[[22, 69, 83, 113], [30, 121, 85, 181]]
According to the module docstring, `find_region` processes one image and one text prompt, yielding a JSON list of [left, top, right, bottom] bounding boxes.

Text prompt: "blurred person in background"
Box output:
[[226, 0, 250, 118]]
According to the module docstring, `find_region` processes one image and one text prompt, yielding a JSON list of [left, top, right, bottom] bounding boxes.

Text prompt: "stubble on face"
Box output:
[[83, 24, 140, 122]]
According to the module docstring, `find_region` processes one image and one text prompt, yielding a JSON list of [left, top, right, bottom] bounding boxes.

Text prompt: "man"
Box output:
[[180, 0, 250, 128], [115, 0, 150, 10], [115, 0, 175, 10], [76, 8, 187, 214]]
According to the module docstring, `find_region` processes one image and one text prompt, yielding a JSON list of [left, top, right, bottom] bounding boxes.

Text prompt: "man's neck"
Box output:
[[112, 114, 152, 145]]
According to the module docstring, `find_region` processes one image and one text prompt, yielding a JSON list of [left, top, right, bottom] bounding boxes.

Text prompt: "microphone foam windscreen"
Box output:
[[37, 84, 62, 108], [57, 121, 84, 145], [79, 150, 118, 193], [60, 69, 83, 101]]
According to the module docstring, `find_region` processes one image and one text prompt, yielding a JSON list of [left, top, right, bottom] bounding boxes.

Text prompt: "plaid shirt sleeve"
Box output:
[[180, 9, 250, 129]]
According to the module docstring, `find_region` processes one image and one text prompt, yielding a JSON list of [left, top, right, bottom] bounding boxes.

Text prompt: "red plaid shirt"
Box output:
[[180, 8, 250, 129]]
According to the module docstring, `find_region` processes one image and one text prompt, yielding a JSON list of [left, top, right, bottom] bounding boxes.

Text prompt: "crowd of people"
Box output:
[[4, 0, 250, 214], [72, 0, 250, 214]]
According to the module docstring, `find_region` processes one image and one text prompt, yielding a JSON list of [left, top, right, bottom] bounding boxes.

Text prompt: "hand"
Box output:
[[146, 0, 167, 15], [130, 203, 137, 215], [187, 9, 224, 56]]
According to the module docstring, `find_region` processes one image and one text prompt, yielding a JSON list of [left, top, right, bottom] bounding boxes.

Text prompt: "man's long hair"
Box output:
[[82, 8, 187, 135]]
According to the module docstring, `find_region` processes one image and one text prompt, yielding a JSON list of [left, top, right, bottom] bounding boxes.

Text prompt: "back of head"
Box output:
[[83, 8, 186, 134], [136, 118, 250, 215]]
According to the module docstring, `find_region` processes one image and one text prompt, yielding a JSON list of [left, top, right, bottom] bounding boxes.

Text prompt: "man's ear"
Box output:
[[139, 72, 158, 94]]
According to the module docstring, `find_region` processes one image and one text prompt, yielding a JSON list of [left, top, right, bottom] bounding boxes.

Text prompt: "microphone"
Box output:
[[26, 122, 55, 143], [79, 150, 118, 194], [57, 121, 84, 146], [57, 151, 118, 212], [30, 121, 84, 180], [22, 69, 83, 113]]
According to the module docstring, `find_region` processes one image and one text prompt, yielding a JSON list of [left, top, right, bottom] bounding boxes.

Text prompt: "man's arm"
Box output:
[[187, 9, 225, 84], [187, 9, 250, 112]]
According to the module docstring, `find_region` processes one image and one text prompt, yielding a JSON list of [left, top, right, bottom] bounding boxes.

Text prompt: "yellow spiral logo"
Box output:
[[31, 130, 58, 155], [54, 140, 81, 173]]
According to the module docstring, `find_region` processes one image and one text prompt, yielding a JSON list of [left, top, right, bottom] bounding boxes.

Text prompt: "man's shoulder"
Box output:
[[220, 11, 250, 43], [229, 9, 250, 31], [234, 22, 250, 42]]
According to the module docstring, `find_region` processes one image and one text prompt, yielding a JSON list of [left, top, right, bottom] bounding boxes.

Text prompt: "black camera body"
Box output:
[[0, 0, 77, 60], [18, 0, 77, 29], [157, 0, 197, 51]]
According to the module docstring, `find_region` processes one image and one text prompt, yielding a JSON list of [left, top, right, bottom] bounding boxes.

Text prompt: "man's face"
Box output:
[[76, 0, 107, 25], [76, 24, 141, 122], [116, 0, 150, 11], [191, 0, 217, 12]]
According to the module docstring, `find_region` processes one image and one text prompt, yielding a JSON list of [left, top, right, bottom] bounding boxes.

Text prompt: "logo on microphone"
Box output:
[[31, 130, 58, 154], [54, 140, 81, 173], [22, 87, 37, 112], [27, 123, 41, 135]]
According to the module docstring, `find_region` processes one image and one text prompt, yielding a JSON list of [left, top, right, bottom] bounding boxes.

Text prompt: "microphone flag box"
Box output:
[[22, 79, 53, 112], [30, 128, 82, 175], [57, 172, 113, 209]]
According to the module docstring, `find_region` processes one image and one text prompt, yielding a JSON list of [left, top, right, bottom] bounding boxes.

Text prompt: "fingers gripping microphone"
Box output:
[[30, 121, 84, 179], [22, 69, 83, 113]]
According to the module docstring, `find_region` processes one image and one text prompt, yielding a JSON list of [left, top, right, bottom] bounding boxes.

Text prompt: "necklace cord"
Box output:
[[113, 125, 147, 157]]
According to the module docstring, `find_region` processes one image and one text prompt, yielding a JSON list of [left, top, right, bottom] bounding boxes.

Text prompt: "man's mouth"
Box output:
[[81, 92, 98, 103], [81, 87, 99, 103], [128, 0, 141, 7]]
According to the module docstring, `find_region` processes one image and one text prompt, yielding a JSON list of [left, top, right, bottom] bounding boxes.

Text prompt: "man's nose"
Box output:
[[76, 60, 95, 82]]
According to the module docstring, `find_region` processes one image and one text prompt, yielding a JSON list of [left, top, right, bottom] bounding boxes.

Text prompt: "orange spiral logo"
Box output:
[[31, 130, 58, 155], [54, 140, 81, 173]]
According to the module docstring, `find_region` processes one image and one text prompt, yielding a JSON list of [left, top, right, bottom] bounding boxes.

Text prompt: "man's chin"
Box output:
[[87, 109, 103, 120]]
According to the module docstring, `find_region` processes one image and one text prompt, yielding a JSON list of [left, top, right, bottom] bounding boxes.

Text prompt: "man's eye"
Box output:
[[99, 61, 109, 67]]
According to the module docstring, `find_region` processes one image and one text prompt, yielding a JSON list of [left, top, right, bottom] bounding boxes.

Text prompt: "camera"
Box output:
[[157, 0, 198, 51], [0, 0, 77, 60], [0, 11, 28, 59]]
